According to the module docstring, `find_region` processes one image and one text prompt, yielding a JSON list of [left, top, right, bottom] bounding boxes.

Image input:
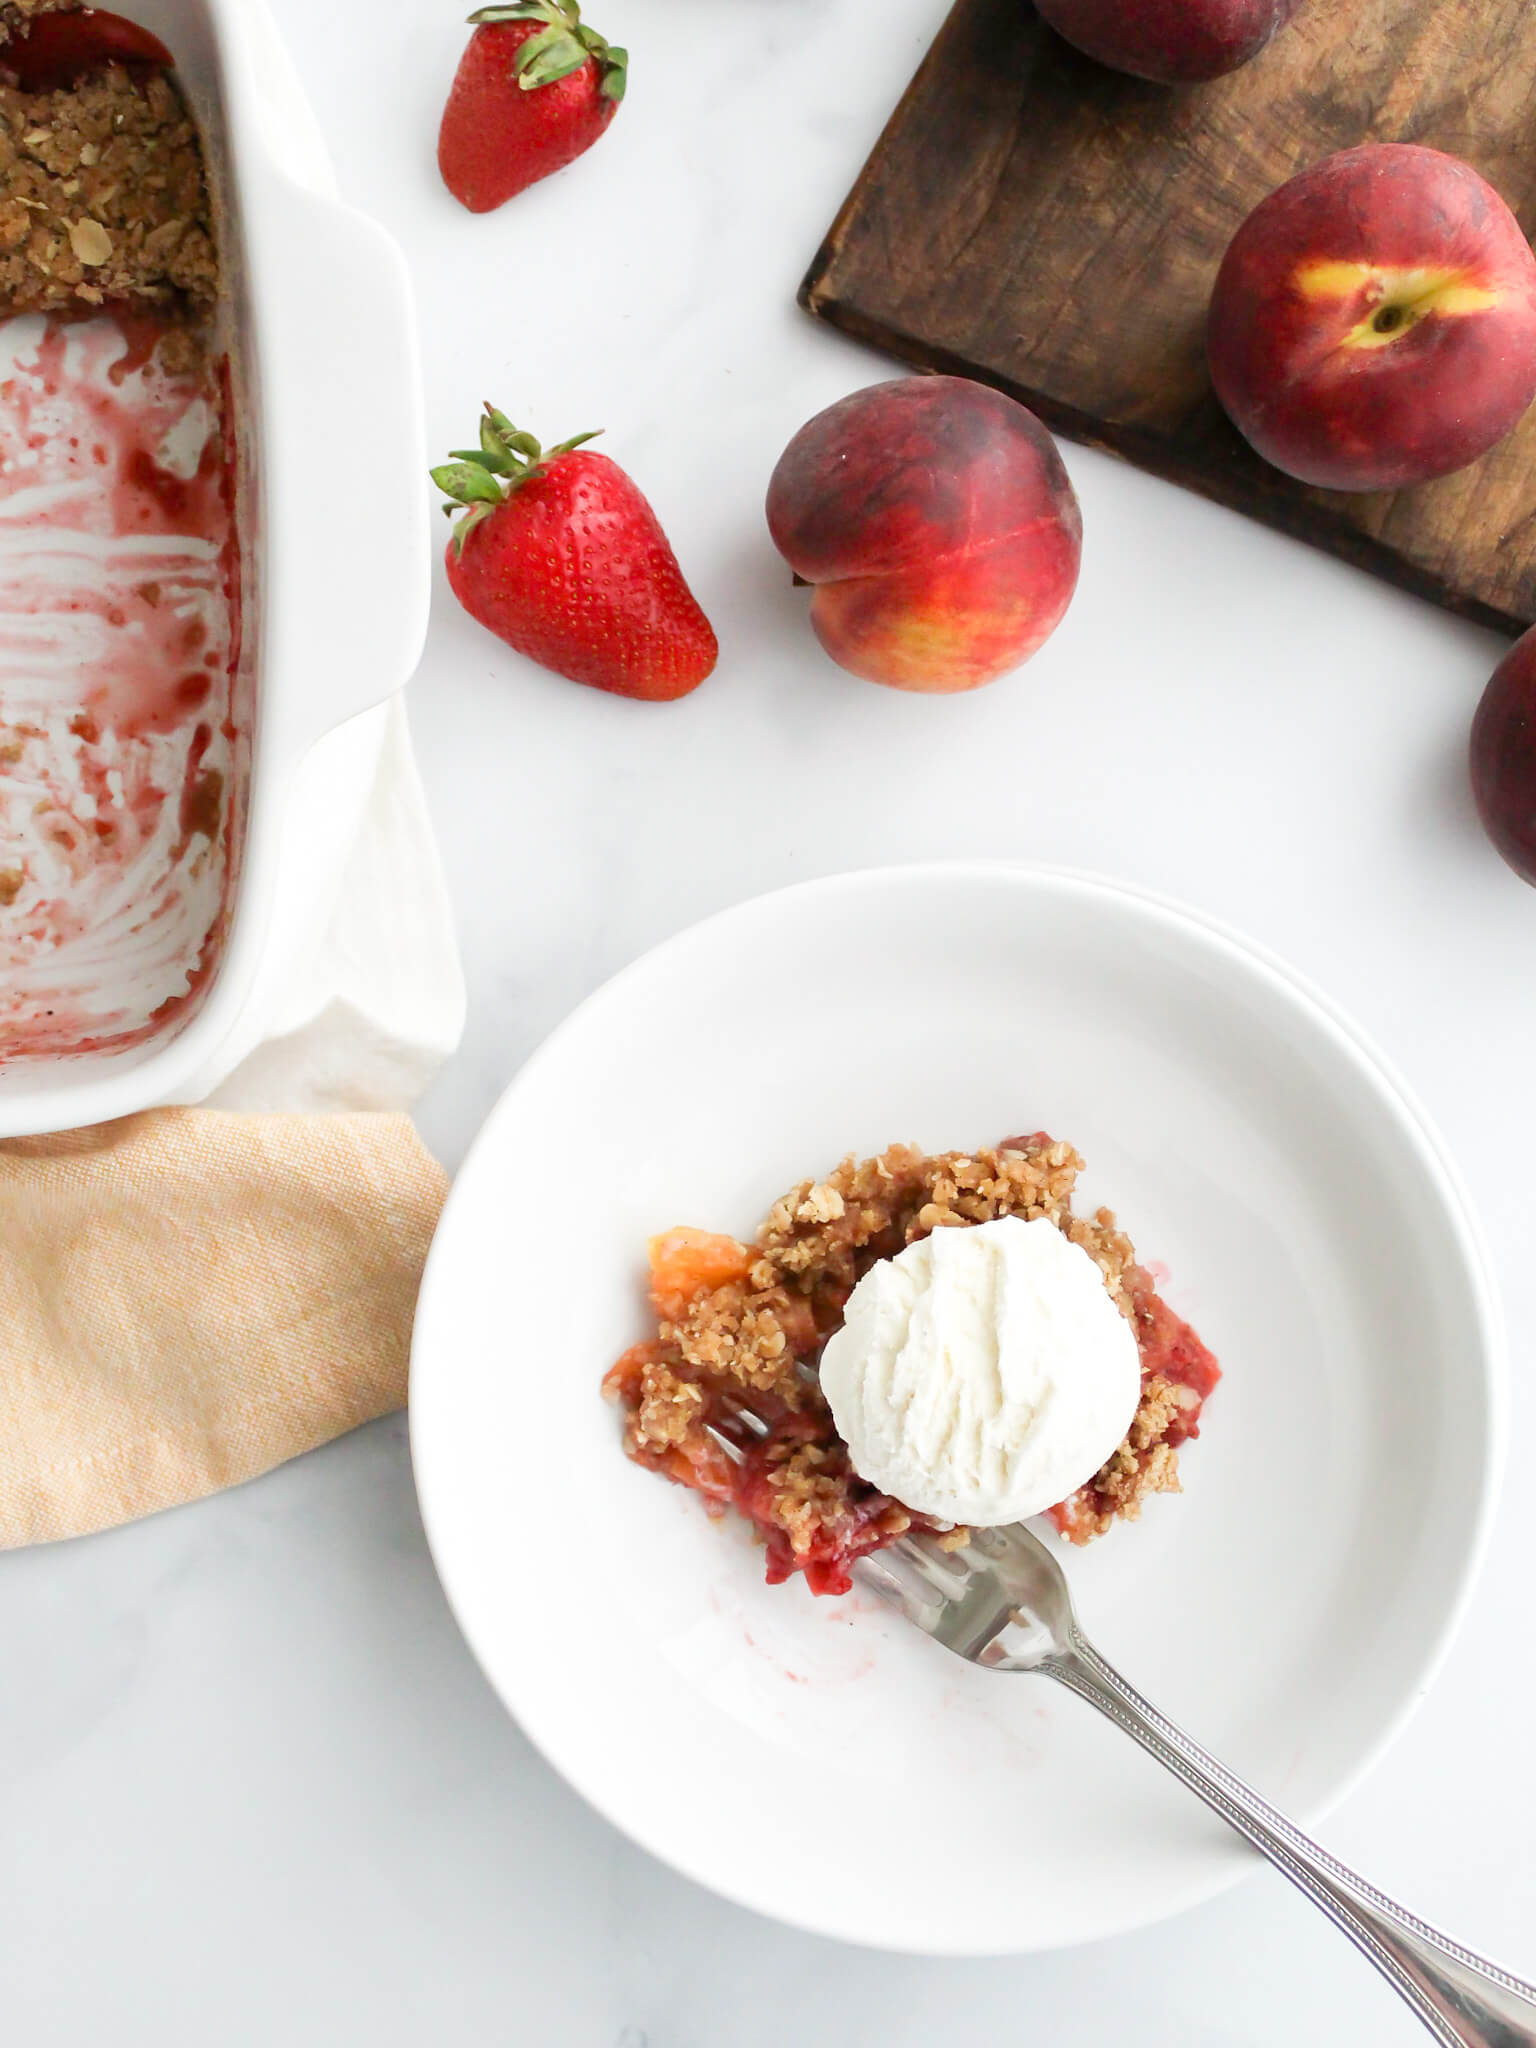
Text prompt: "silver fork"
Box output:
[[709, 1414, 1536, 2045]]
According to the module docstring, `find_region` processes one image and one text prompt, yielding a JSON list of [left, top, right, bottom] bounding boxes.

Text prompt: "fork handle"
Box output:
[[1045, 1636, 1536, 2047]]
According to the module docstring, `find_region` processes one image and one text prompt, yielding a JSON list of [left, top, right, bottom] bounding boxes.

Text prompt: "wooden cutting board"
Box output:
[[801, 0, 1536, 633]]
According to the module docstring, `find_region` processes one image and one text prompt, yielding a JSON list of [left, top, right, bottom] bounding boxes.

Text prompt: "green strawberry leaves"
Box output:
[[466, 0, 627, 98], [448, 411, 542, 473], [430, 461, 504, 506], [448, 501, 498, 550], [516, 24, 589, 88], [431, 406, 603, 555]]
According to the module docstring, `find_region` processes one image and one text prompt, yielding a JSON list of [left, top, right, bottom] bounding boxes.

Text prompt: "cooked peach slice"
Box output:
[[646, 1227, 753, 1320]]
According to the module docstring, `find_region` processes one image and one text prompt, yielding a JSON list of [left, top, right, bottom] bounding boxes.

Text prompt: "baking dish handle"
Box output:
[[249, 171, 432, 770]]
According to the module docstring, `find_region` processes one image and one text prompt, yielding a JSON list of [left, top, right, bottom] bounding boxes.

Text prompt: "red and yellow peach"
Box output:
[[1208, 144, 1536, 492], [765, 377, 1082, 693]]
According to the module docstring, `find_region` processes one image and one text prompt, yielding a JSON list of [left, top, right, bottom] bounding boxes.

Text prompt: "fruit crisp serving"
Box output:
[[604, 1136, 1221, 1595]]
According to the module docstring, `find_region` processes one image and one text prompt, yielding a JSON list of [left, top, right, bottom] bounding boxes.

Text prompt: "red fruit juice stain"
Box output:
[[0, 307, 243, 1058]]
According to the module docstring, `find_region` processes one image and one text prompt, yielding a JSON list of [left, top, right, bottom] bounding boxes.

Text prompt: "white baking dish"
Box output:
[[0, 0, 429, 1134]]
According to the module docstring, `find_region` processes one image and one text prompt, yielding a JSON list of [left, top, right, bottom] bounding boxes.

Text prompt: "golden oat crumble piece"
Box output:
[[152, 317, 203, 375], [630, 1353, 705, 1455], [760, 1142, 1142, 1325], [664, 1278, 814, 1397], [760, 1141, 1084, 1290], [762, 1438, 913, 1558], [1064, 1379, 1185, 1539], [0, 62, 217, 313]]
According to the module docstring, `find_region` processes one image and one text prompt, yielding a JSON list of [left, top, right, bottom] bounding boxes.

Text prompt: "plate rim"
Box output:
[[410, 859, 1506, 1955]]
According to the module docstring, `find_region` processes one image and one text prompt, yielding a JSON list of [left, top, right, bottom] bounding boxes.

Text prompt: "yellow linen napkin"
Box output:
[[0, 1108, 447, 1547]]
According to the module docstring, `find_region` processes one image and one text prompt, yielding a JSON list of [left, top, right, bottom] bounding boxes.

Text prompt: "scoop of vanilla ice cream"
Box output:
[[818, 1215, 1140, 1526]]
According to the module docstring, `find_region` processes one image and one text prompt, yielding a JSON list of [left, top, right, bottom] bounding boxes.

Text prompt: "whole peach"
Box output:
[[1471, 627, 1536, 886], [1208, 144, 1536, 492], [1034, 0, 1303, 83], [765, 377, 1082, 693]]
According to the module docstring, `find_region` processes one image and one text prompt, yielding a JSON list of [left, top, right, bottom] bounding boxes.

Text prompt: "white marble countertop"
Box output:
[[4, 0, 1534, 2039]]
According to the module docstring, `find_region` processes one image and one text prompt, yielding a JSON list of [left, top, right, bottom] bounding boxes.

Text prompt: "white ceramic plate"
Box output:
[[410, 865, 1502, 1955]]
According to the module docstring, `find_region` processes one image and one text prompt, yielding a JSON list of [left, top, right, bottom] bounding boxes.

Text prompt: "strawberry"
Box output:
[[432, 407, 718, 702], [437, 0, 626, 214]]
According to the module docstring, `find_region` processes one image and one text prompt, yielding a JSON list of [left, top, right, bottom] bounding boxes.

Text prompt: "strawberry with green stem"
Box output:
[[433, 407, 718, 703], [438, 0, 626, 213]]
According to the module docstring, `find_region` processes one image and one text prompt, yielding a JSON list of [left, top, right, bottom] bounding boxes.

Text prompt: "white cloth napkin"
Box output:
[[178, 695, 466, 1112]]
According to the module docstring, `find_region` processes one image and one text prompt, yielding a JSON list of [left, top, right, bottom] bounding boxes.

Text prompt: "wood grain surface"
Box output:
[[801, 0, 1536, 633]]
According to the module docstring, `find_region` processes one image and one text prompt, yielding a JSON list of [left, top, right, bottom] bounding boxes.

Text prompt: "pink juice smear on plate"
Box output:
[[0, 309, 242, 1059]]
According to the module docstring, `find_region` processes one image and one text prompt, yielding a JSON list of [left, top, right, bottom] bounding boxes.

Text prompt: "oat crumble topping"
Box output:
[[0, 59, 216, 314], [604, 1137, 1221, 1593]]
